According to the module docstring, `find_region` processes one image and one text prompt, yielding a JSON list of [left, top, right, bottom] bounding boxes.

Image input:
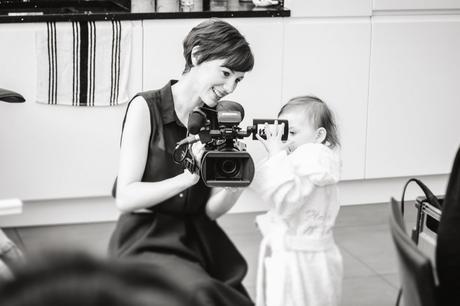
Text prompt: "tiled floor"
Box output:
[[3, 202, 420, 305]]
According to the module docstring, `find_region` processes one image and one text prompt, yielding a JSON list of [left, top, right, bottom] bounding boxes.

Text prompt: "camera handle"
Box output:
[[173, 142, 198, 174]]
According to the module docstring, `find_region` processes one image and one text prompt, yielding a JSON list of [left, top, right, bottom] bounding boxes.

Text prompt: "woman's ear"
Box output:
[[191, 46, 200, 67], [316, 127, 327, 144]]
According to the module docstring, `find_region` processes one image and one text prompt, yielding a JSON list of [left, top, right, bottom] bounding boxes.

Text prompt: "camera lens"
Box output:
[[217, 159, 240, 177]]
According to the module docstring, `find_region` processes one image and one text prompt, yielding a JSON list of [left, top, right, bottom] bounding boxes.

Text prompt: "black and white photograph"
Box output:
[[0, 0, 459, 305]]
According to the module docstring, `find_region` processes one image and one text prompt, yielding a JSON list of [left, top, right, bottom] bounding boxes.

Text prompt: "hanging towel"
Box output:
[[35, 21, 135, 106]]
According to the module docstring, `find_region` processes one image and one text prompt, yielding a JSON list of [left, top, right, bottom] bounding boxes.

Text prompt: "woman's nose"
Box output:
[[223, 79, 237, 94]]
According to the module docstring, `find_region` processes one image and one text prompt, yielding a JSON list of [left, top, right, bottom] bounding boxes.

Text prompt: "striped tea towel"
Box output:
[[35, 21, 135, 106]]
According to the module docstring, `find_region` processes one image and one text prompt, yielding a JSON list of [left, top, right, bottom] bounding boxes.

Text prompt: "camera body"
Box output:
[[174, 101, 288, 188], [197, 107, 255, 187]]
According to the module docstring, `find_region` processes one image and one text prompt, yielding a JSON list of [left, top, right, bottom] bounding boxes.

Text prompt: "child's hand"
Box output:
[[256, 121, 289, 157]]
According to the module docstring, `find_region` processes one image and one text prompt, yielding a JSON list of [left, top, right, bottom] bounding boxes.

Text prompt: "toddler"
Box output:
[[251, 95, 343, 306]]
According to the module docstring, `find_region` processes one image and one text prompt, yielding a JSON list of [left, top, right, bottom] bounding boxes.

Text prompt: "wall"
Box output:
[[0, 22, 143, 201], [1, 0, 459, 226]]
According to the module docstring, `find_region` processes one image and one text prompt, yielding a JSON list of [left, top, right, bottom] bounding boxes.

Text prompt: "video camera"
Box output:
[[173, 101, 288, 188]]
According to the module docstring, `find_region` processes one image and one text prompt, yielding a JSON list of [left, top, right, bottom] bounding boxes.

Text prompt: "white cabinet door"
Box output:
[[285, 0, 371, 17], [373, 0, 460, 11], [282, 18, 371, 180], [142, 19, 203, 90], [0, 22, 142, 200], [366, 15, 460, 178]]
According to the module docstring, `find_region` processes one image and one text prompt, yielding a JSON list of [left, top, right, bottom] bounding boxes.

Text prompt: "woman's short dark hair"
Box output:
[[182, 18, 254, 73], [278, 95, 340, 148]]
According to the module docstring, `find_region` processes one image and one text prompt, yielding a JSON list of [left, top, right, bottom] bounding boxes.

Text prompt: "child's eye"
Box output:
[[222, 71, 231, 77]]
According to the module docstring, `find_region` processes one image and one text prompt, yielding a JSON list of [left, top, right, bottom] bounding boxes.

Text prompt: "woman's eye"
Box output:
[[222, 71, 231, 77], [289, 131, 296, 135]]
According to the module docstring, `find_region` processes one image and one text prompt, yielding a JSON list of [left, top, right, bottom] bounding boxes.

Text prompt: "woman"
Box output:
[[108, 19, 255, 305]]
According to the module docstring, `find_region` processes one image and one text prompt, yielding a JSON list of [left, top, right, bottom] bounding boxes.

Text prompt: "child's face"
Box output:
[[279, 110, 318, 153]]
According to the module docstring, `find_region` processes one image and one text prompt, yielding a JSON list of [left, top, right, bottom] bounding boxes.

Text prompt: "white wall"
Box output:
[[0, 22, 143, 201]]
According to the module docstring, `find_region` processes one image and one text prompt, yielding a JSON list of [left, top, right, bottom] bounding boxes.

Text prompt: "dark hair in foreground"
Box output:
[[0, 251, 182, 306], [278, 95, 340, 148], [182, 18, 254, 73]]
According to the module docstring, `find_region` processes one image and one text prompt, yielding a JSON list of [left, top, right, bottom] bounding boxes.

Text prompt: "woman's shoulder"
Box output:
[[127, 95, 150, 117], [136, 89, 161, 102]]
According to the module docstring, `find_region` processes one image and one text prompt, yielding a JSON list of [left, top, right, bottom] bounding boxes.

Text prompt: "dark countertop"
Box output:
[[0, 0, 290, 23]]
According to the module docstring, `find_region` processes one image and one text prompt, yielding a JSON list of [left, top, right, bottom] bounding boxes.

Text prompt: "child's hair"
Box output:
[[182, 18, 254, 74], [278, 95, 340, 148]]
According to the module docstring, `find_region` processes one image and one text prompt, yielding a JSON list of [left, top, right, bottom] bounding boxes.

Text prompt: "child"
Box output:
[[251, 95, 343, 306]]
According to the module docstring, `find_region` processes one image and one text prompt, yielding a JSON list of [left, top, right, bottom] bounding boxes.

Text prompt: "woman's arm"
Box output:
[[205, 187, 244, 220], [115, 96, 199, 213]]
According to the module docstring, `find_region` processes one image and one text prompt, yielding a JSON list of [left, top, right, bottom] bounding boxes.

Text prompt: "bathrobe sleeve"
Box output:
[[251, 143, 340, 217]]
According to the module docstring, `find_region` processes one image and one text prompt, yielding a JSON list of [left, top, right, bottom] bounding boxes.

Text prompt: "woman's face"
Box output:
[[193, 59, 246, 107]]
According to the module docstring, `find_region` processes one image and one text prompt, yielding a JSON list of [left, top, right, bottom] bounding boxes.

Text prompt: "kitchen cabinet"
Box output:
[[366, 15, 460, 178], [0, 22, 143, 200], [282, 18, 372, 180], [285, 0, 371, 17], [373, 0, 460, 11]]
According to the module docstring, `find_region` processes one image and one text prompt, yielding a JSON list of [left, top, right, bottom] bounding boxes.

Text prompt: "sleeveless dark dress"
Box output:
[[108, 81, 253, 306]]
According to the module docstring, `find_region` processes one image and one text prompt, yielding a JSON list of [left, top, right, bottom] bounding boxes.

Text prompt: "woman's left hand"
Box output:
[[256, 121, 289, 157]]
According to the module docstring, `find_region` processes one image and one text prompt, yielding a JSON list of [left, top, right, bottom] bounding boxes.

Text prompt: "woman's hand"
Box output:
[[180, 168, 200, 186], [206, 187, 245, 220], [256, 121, 289, 157]]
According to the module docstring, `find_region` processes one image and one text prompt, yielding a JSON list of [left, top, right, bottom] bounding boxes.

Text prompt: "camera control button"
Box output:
[[179, 193, 184, 198]]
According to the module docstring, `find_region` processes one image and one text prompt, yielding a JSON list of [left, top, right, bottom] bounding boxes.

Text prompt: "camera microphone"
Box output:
[[188, 107, 208, 134]]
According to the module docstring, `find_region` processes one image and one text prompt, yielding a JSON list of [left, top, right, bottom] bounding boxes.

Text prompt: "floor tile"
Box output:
[[5, 204, 419, 306], [17, 222, 116, 257], [341, 247, 376, 279], [336, 203, 391, 228], [218, 212, 260, 235], [380, 273, 400, 289], [335, 224, 399, 275], [230, 232, 262, 288], [341, 275, 398, 306], [336, 201, 418, 228]]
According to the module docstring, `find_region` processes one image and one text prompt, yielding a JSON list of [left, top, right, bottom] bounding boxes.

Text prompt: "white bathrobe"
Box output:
[[251, 143, 343, 306]]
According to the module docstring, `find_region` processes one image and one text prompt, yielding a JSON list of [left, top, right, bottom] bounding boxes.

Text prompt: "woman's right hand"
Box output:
[[181, 168, 200, 186]]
